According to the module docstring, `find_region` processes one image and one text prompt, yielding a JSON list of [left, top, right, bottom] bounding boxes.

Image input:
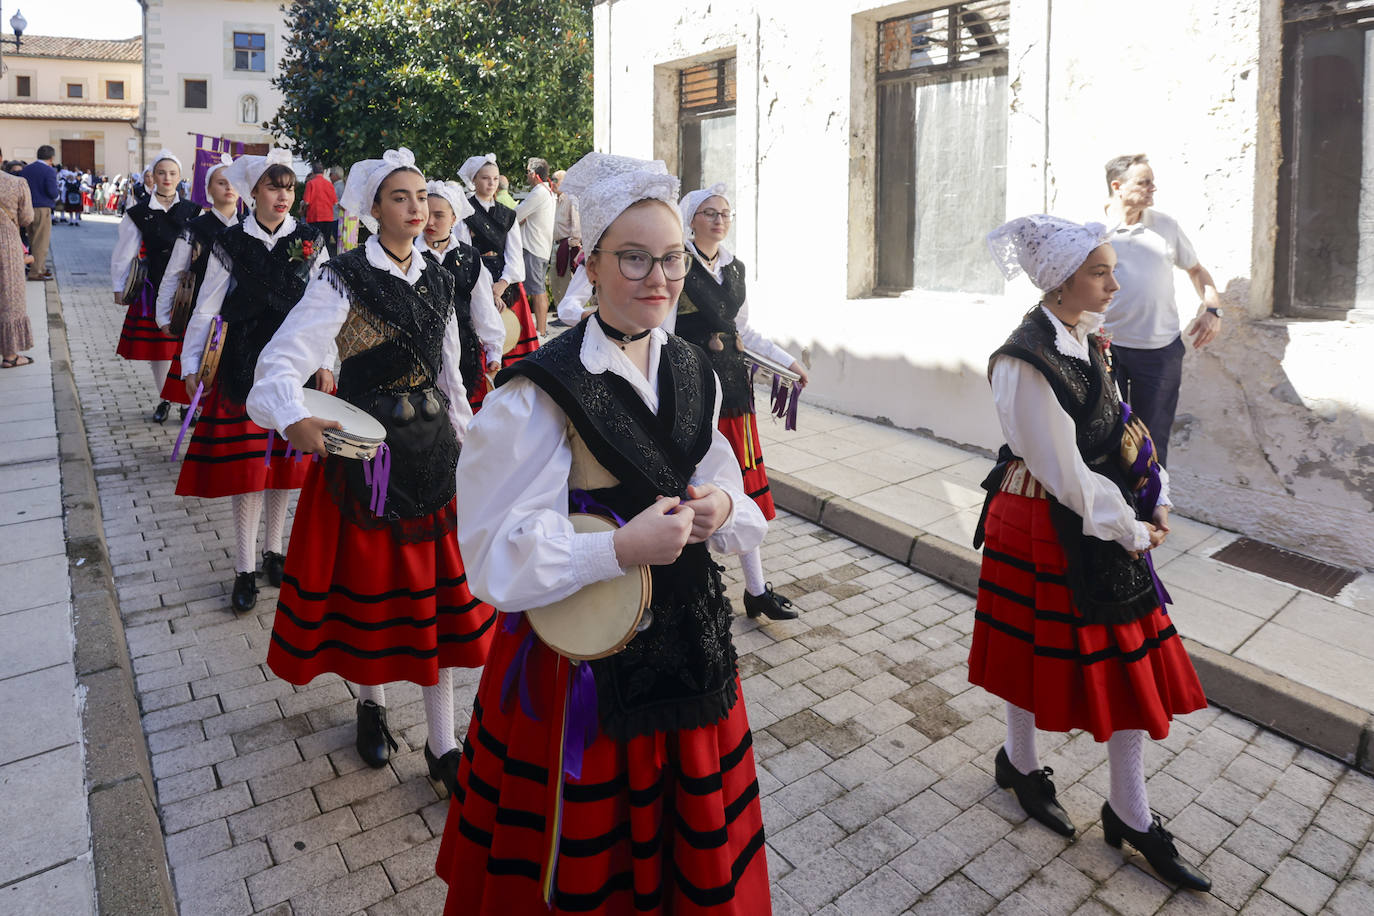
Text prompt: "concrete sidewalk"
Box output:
[[757, 399, 1374, 770], [0, 277, 94, 912]]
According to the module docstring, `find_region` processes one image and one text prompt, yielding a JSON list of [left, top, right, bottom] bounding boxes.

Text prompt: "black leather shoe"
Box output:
[[262, 551, 286, 588], [179, 405, 189, 423], [355, 700, 398, 769], [744, 583, 798, 620], [1101, 802, 1211, 891], [229, 571, 259, 614], [152, 400, 171, 423], [425, 742, 462, 798], [995, 747, 1075, 836]]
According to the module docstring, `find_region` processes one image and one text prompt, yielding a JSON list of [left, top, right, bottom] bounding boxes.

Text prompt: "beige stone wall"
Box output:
[[594, 0, 1374, 569], [2, 53, 142, 106], [0, 119, 139, 176]]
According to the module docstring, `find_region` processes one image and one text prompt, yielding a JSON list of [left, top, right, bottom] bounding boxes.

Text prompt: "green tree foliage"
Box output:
[[269, 0, 593, 182]]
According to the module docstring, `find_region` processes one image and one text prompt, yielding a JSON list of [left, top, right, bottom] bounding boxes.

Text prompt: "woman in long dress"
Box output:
[[0, 170, 34, 369]]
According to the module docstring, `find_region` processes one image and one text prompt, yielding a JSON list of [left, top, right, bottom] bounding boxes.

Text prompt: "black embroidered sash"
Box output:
[[497, 322, 740, 740], [180, 212, 237, 304], [129, 200, 202, 288], [676, 256, 753, 415], [464, 196, 517, 281], [212, 222, 322, 405], [430, 244, 484, 394]]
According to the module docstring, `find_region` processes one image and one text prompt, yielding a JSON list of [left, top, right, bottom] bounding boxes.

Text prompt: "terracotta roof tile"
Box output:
[[10, 34, 142, 63], [0, 101, 139, 122]]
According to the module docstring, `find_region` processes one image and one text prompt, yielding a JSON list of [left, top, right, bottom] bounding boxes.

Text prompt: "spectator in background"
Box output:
[[548, 168, 582, 309], [1101, 154, 1222, 465], [494, 174, 518, 210], [514, 157, 556, 336], [0, 148, 35, 367], [302, 162, 339, 254], [19, 144, 58, 280]]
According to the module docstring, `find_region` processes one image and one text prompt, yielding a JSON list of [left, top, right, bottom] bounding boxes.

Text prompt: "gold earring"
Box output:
[[1056, 290, 1063, 306]]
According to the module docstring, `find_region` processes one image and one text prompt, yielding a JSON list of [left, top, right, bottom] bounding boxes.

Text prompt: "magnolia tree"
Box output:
[[269, 0, 594, 181]]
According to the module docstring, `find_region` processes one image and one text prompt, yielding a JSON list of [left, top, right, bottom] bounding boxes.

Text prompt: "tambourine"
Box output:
[[743, 347, 801, 384], [301, 389, 387, 460], [524, 513, 651, 660], [167, 244, 202, 336], [121, 257, 147, 305], [501, 308, 521, 355], [195, 316, 227, 389]]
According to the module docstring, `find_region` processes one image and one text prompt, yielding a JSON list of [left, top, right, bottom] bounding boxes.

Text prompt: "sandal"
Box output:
[[1, 355, 34, 369]]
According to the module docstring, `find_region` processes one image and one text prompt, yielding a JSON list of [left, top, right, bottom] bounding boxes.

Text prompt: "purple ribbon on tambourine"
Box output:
[[1121, 403, 1173, 612], [360, 442, 392, 516], [748, 362, 801, 432]]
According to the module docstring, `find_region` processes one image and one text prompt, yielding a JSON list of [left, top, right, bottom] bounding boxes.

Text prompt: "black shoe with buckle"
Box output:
[[995, 747, 1075, 837], [262, 551, 286, 588], [355, 700, 399, 769], [229, 571, 259, 614], [1101, 802, 1211, 891], [425, 742, 462, 797], [152, 400, 171, 423], [743, 583, 798, 621]]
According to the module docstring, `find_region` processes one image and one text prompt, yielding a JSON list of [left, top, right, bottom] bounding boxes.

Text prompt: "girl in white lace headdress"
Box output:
[[436, 151, 773, 914], [970, 214, 1211, 891], [458, 153, 540, 361]]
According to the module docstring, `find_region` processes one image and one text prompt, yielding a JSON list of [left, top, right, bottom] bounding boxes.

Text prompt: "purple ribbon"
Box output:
[[169, 381, 204, 461], [562, 662, 598, 780], [768, 373, 801, 432], [500, 629, 541, 720], [139, 278, 154, 318], [1121, 403, 1173, 611], [264, 429, 276, 466], [365, 443, 392, 515], [568, 489, 626, 527]]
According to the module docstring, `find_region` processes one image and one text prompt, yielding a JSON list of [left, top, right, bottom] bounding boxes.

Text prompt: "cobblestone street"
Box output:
[[47, 218, 1374, 915]]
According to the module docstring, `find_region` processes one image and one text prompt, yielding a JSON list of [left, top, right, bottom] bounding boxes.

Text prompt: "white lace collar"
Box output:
[[244, 213, 297, 249], [146, 192, 180, 213], [365, 234, 426, 284], [1040, 304, 1104, 364], [211, 207, 238, 227], [579, 318, 668, 411]]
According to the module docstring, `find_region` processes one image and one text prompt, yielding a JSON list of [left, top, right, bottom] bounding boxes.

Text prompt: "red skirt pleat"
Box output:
[[159, 349, 192, 405], [116, 289, 180, 361], [967, 492, 1206, 741], [717, 413, 775, 521], [436, 618, 771, 915], [266, 463, 496, 687], [505, 283, 540, 363], [174, 385, 308, 498]]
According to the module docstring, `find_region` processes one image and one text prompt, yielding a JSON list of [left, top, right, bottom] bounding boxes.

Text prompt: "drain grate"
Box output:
[[1211, 537, 1358, 598]]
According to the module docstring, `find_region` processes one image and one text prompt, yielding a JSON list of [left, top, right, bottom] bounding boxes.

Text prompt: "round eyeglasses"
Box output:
[[698, 208, 732, 223], [593, 248, 692, 281]]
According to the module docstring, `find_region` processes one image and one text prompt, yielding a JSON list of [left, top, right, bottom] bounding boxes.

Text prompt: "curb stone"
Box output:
[[46, 278, 178, 915], [769, 468, 1374, 775]]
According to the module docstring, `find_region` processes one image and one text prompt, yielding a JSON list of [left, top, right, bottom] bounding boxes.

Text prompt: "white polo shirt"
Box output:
[[1103, 208, 1199, 350]]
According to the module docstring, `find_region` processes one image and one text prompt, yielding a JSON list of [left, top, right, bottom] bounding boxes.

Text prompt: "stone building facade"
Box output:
[[592, 0, 1374, 570]]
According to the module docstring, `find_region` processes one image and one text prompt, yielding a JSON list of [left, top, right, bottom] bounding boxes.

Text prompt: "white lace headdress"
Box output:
[[458, 154, 497, 191], [425, 180, 474, 222], [147, 148, 183, 174], [986, 215, 1111, 292], [339, 148, 424, 233], [679, 182, 730, 239], [204, 152, 234, 198], [559, 152, 681, 250], [222, 148, 294, 207]]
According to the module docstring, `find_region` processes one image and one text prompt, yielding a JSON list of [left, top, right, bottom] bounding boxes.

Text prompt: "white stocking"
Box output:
[[263, 490, 289, 555], [741, 547, 767, 596], [1108, 729, 1152, 832], [1004, 702, 1040, 774], [423, 668, 458, 755], [231, 491, 264, 574], [149, 359, 172, 397], [355, 683, 386, 706]]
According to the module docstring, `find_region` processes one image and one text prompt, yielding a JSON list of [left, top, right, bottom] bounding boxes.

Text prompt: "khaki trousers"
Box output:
[[27, 207, 51, 278]]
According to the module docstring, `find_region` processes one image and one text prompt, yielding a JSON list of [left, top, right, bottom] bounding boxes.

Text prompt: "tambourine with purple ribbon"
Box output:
[[744, 346, 802, 431]]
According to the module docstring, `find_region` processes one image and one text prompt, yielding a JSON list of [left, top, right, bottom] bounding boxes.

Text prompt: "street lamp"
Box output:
[[4, 8, 24, 50]]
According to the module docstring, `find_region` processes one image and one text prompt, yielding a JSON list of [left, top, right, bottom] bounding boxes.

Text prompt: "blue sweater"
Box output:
[[21, 160, 59, 210]]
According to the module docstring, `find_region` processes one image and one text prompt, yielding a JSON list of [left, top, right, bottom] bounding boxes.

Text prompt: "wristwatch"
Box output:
[[1205, 307, 1223, 318]]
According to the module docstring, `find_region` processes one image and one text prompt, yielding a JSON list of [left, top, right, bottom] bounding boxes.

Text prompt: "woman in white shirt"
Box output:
[[435, 152, 772, 914], [458, 153, 539, 361], [247, 149, 493, 795], [970, 215, 1209, 891]]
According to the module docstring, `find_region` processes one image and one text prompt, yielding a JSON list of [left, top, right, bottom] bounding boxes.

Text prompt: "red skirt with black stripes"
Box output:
[[174, 384, 308, 499], [266, 461, 496, 687], [115, 290, 180, 361], [718, 412, 775, 521], [468, 350, 492, 413], [435, 616, 771, 915], [158, 349, 192, 405], [968, 490, 1205, 741], [503, 283, 540, 363]]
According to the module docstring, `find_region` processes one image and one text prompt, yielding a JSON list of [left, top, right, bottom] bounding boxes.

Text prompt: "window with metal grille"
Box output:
[[184, 79, 208, 109], [678, 57, 737, 206], [1277, 0, 1374, 318], [874, 1, 1009, 295], [234, 31, 267, 72]]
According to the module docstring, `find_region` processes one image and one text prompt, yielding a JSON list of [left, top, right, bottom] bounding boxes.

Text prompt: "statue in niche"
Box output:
[[240, 94, 258, 124]]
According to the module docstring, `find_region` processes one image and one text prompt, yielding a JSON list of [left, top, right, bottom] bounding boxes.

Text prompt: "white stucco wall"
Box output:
[[594, 0, 1374, 569]]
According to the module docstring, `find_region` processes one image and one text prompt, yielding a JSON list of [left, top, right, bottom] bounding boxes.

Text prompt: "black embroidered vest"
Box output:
[[129, 200, 202, 288], [180, 212, 237, 305], [496, 323, 740, 740], [676, 255, 753, 415], [323, 248, 460, 540], [213, 222, 322, 405], [464, 196, 517, 282], [428, 243, 484, 394], [982, 307, 1158, 624]]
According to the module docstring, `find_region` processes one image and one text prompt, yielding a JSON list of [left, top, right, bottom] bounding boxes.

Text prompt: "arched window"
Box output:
[[240, 94, 259, 125]]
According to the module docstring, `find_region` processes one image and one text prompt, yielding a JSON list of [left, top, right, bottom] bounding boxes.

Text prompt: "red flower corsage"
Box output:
[[288, 238, 316, 263]]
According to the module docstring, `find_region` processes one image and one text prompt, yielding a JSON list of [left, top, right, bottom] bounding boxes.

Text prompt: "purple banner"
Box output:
[[191, 135, 245, 208]]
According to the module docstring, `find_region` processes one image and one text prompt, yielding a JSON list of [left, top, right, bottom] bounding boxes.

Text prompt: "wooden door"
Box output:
[[61, 139, 96, 172]]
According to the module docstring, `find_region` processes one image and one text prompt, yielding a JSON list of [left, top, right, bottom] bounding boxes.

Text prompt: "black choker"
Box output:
[[380, 241, 413, 265], [595, 312, 651, 348]]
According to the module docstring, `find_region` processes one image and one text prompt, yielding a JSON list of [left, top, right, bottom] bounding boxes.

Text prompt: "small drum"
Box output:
[[501, 307, 521, 355], [196, 317, 227, 389], [121, 257, 147, 306], [524, 513, 652, 660], [167, 244, 203, 336], [744, 347, 801, 384], [301, 389, 387, 460]]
